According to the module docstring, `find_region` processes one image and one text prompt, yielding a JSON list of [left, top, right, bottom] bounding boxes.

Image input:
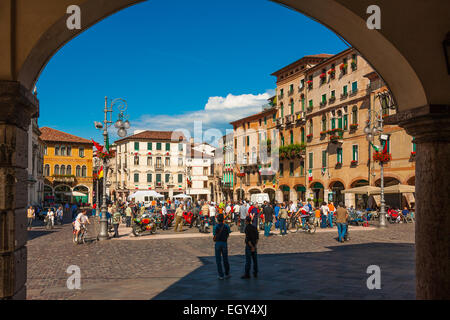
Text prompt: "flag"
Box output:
[[98, 166, 104, 179], [105, 134, 110, 153], [370, 142, 380, 152], [92, 139, 104, 153]]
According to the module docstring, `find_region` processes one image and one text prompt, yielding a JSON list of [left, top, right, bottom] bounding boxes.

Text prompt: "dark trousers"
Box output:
[[162, 215, 169, 230], [210, 216, 216, 227], [240, 218, 246, 233], [113, 223, 119, 238], [126, 216, 131, 227], [279, 218, 287, 235], [215, 241, 230, 278], [245, 244, 258, 276]]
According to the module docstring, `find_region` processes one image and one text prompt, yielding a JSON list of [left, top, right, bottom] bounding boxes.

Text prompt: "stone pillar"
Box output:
[[0, 81, 38, 299], [397, 107, 450, 299], [289, 189, 297, 203], [275, 190, 283, 203]]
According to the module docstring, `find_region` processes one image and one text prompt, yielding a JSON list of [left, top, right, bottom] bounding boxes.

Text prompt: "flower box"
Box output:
[[328, 68, 336, 77], [350, 160, 358, 166], [351, 61, 357, 70], [340, 63, 348, 71], [349, 124, 358, 131], [320, 131, 327, 135], [335, 162, 342, 169], [411, 151, 416, 156], [373, 151, 392, 163], [307, 134, 313, 139]]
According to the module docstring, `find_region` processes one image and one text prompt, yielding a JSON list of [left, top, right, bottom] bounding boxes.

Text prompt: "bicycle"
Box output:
[[73, 224, 87, 244], [296, 214, 316, 234]]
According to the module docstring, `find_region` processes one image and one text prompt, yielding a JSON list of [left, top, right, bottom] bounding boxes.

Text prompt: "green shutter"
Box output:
[[134, 173, 139, 183], [134, 142, 139, 151], [281, 106, 284, 117], [338, 117, 343, 129], [331, 118, 336, 129], [166, 143, 170, 151], [344, 115, 348, 130], [322, 150, 327, 168], [291, 102, 294, 114], [309, 153, 313, 169], [290, 132, 294, 144], [157, 143, 161, 150], [147, 142, 152, 150], [343, 85, 347, 95], [301, 129, 305, 143], [301, 98, 305, 111]]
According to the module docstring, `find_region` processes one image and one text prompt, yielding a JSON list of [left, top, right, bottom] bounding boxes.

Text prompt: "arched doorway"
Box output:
[[263, 188, 275, 203], [279, 185, 290, 203], [235, 188, 245, 201], [375, 177, 401, 187], [54, 185, 71, 204], [407, 176, 415, 186], [350, 179, 369, 209], [375, 177, 402, 209], [293, 185, 306, 202], [329, 181, 345, 205], [73, 185, 89, 205], [309, 182, 324, 206], [43, 185, 54, 205]]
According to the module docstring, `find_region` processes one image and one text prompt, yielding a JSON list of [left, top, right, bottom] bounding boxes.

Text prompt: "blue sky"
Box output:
[[36, 0, 348, 144]]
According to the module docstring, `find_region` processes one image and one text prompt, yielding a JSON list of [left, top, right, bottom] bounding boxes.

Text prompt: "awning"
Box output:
[[296, 186, 306, 192], [342, 185, 381, 195], [382, 184, 415, 194]]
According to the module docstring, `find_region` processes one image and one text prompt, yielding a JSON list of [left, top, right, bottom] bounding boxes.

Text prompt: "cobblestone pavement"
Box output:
[[26, 216, 415, 300]]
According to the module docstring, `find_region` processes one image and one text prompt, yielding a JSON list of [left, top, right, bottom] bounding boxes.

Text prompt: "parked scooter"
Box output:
[[197, 215, 210, 233], [132, 213, 157, 236]]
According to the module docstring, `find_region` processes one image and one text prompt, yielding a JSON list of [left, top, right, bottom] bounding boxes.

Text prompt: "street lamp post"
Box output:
[[95, 97, 130, 241], [364, 110, 388, 228]]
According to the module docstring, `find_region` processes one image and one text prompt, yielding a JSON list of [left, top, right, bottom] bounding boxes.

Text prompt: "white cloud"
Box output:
[[131, 91, 275, 140]]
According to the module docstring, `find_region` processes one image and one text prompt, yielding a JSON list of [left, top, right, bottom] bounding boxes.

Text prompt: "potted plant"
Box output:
[[350, 160, 358, 167], [349, 123, 358, 131], [335, 162, 342, 169], [307, 133, 313, 140], [320, 73, 326, 84], [340, 63, 348, 72], [373, 151, 392, 163], [351, 60, 357, 70], [328, 68, 336, 78], [306, 80, 313, 89]]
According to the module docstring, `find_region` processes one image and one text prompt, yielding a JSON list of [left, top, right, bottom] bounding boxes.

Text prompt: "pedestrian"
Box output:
[[336, 202, 349, 243], [279, 202, 288, 235], [263, 201, 274, 237], [71, 203, 78, 221], [249, 203, 259, 229], [314, 206, 321, 227], [320, 202, 329, 228], [213, 214, 231, 280], [174, 204, 184, 232], [239, 201, 247, 233], [112, 206, 121, 238], [47, 207, 55, 228], [233, 201, 240, 227], [125, 205, 132, 227], [191, 203, 200, 228], [209, 202, 216, 227], [274, 202, 280, 230], [27, 206, 35, 230], [328, 201, 335, 227], [241, 216, 258, 279], [161, 204, 169, 230], [56, 206, 64, 225]]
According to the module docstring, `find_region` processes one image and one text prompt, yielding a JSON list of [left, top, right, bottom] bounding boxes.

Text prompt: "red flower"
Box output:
[[320, 73, 326, 78], [148, 152, 152, 155], [306, 80, 313, 84]]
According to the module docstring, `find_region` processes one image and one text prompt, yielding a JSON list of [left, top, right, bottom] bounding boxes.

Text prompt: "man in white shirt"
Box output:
[[74, 210, 90, 241], [161, 204, 168, 230], [290, 201, 297, 214], [320, 202, 329, 228], [46, 207, 55, 228], [209, 202, 216, 227]]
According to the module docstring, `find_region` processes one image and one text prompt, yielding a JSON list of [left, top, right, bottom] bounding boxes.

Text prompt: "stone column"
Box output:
[[0, 81, 38, 299], [396, 107, 450, 300]]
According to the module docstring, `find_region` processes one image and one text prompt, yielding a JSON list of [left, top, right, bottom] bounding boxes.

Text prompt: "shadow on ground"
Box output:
[[153, 242, 415, 300]]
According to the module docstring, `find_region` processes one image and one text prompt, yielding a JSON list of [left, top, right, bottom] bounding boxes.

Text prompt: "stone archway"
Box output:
[[0, 0, 449, 300], [263, 188, 276, 203]]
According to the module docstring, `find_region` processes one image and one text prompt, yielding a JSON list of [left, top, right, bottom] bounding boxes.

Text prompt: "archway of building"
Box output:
[[293, 184, 306, 203], [73, 185, 90, 205], [235, 188, 245, 201], [248, 188, 261, 195], [374, 177, 401, 188], [263, 188, 276, 203], [407, 176, 415, 186], [53, 185, 71, 204], [279, 185, 290, 203], [1, 0, 449, 300], [329, 181, 345, 205], [309, 181, 324, 206], [350, 179, 369, 188]]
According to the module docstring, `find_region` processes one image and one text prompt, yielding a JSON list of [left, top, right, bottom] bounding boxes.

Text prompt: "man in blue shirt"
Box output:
[[274, 202, 280, 230], [213, 214, 231, 280]]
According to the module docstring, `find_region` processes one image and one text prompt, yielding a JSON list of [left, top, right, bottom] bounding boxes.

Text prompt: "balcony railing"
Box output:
[[276, 117, 285, 127], [155, 164, 164, 171], [285, 114, 294, 125]]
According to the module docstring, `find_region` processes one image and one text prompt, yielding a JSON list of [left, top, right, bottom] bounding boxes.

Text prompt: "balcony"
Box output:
[[155, 164, 164, 172], [298, 85, 304, 92], [340, 92, 348, 100], [155, 181, 164, 188], [288, 89, 294, 96], [295, 111, 306, 124], [349, 88, 359, 97], [319, 100, 327, 108], [276, 117, 285, 128], [285, 114, 294, 126], [329, 96, 336, 104]]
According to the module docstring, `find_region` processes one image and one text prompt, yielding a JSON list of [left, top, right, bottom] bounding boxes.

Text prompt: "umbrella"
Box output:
[[173, 194, 192, 199], [72, 191, 87, 197], [342, 185, 381, 195], [382, 184, 415, 194]]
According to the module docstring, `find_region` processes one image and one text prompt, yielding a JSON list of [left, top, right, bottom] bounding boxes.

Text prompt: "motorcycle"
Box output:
[[198, 215, 210, 233], [132, 213, 157, 236], [182, 211, 193, 226]]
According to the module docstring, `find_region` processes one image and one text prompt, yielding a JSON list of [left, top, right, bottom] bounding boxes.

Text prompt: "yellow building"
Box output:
[[40, 127, 94, 205]]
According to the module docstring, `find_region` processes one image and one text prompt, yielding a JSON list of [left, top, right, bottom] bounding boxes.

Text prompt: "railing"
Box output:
[[276, 117, 285, 127], [155, 164, 164, 171]]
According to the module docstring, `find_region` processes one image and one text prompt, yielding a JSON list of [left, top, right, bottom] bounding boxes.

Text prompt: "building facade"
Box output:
[[41, 127, 94, 205], [230, 104, 278, 202], [112, 130, 187, 200], [186, 144, 214, 202], [27, 117, 44, 206]]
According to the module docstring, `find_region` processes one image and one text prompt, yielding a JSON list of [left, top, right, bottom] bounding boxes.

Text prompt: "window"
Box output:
[[134, 155, 139, 165], [264, 116, 267, 125], [290, 99, 294, 114], [343, 85, 348, 96], [134, 173, 139, 183], [247, 136, 250, 146], [60, 165, 66, 175], [67, 146, 72, 156], [331, 117, 336, 129], [280, 104, 284, 117], [338, 111, 343, 129], [331, 90, 335, 98], [61, 146, 66, 156], [322, 150, 327, 168], [178, 174, 183, 183], [259, 119, 262, 126], [381, 139, 390, 153], [281, 134, 285, 146], [308, 152, 313, 169], [165, 157, 170, 166], [55, 146, 60, 156], [147, 173, 152, 183], [352, 106, 358, 124], [156, 143, 162, 150], [54, 165, 60, 175], [279, 163, 284, 177], [300, 160, 304, 176], [309, 99, 313, 108], [44, 146, 48, 155], [156, 157, 162, 168], [289, 162, 294, 176], [203, 181, 208, 189], [66, 165, 72, 175], [134, 142, 139, 151], [178, 158, 183, 167], [44, 164, 50, 176], [76, 165, 81, 177], [321, 94, 326, 103], [289, 84, 293, 93], [156, 174, 161, 182], [178, 143, 183, 152], [322, 115, 327, 131], [352, 145, 359, 161], [82, 166, 87, 177], [301, 128, 305, 143], [147, 157, 152, 166], [166, 143, 170, 151], [79, 147, 85, 157], [337, 147, 343, 163], [352, 81, 358, 93], [147, 142, 152, 150], [203, 167, 208, 176], [412, 137, 416, 152], [309, 120, 313, 135], [301, 97, 305, 110], [280, 88, 284, 97], [290, 130, 294, 144], [165, 174, 170, 183], [272, 113, 276, 122], [343, 114, 348, 130]]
